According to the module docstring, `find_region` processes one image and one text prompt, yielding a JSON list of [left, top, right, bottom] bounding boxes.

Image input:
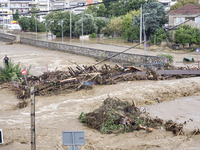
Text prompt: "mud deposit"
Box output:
[[0, 42, 200, 150]]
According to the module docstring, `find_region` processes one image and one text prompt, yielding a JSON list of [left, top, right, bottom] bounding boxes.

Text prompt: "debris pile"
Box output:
[[79, 97, 185, 135], [11, 65, 149, 99], [79, 97, 162, 134], [165, 120, 184, 136], [192, 128, 200, 135], [10, 63, 200, 100]]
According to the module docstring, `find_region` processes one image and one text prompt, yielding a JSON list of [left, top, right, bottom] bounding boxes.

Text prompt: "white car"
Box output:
[[5, 24, 21, 31]]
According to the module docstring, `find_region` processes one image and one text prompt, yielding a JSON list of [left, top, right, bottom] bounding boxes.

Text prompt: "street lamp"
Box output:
[[35, 16, 37, 40], [143, 13, 150, 55], [58, 20, 64, 43], [81, 12, 83, 45], [61, 20, 63, 43], [70, 9, 72, 41]]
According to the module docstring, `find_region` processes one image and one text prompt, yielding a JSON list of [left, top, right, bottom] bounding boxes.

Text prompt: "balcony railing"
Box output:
[[0, 0, 9, 3], [10, 6, 30, 8], [10, 0, 32, 1]]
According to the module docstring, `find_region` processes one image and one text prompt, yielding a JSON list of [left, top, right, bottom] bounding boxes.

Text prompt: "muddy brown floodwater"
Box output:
[[0, 41, 200, 150]]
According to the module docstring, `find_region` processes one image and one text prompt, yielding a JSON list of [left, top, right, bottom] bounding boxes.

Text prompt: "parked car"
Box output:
[[4, 24, 21, 31]]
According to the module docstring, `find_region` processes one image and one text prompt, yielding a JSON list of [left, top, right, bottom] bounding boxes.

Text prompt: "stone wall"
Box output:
[[0, 33, 17, 42], [20, 37, 166, 65]]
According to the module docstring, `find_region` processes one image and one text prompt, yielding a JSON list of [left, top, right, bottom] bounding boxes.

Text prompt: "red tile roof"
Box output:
[[169, 4, 200, 15]]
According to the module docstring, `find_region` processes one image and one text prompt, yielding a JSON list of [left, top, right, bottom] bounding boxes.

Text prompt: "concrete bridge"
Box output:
[[0, 32, 167, 66]]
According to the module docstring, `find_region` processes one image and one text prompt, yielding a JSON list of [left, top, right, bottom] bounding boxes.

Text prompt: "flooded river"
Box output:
[[145, 96, 200, 131]]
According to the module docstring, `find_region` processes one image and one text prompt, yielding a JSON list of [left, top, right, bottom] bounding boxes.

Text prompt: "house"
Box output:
[[168, 4, 200, 28]]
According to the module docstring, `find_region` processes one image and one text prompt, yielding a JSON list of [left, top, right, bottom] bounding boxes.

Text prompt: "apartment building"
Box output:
[[0, 0, 12, 25]]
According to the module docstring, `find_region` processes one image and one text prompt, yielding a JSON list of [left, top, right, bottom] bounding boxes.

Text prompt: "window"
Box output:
[[195, 17, 200, 24], [186, 17, 195, 21], [176, 17, 185, 25]]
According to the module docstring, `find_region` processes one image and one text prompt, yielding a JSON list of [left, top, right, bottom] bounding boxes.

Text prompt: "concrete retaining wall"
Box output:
[[0, 32, 17, 42], [20, 37, 165, 65]]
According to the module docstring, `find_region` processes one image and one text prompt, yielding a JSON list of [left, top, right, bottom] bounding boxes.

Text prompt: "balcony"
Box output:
[[11, 0, 33, 1], [10, 6, 30, 8], [0, 0, 9, 3]]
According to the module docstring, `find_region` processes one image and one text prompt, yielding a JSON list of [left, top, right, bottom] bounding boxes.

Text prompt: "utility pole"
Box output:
[[81, 12, 83, 45], [35, 16, 37, 40], [70, 9, 71, 41], [61, 20, 63, 43], [143, 13, 149, 55], [30, 87, 36, 150], [143, 14, 145, 54], [140, 4, 142, 48]]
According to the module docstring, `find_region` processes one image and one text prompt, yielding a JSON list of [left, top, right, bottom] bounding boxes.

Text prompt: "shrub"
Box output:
[[90, 33, 97, 38], [79, 112, 88, 123], [0, 60, 22, 82], [100, 110, 126, 134], [157, 54, 174, 63]]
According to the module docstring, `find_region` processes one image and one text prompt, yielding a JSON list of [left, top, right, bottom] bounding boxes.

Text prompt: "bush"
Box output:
[[157, 54, 174, 63], [0, 60, 23, 82], [90, 33, 97, 38], [79, 112, 88, 123], [100, 110, 126, 134]]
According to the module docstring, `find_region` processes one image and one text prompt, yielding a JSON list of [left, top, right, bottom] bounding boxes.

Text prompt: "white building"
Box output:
[[0, 0, 87, 25], [158, 0, 177, 11], [70, 2, 86, 15]]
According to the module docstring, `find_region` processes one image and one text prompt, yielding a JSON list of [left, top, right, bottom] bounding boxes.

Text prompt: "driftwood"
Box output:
[[79, 97, 164, 134], [11, 63, 200, 100]]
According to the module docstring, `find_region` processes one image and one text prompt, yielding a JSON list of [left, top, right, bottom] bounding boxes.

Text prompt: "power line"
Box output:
[[14, 0, 199, 92], [32, 13, 200, 93], [93, 14, 200, 66]]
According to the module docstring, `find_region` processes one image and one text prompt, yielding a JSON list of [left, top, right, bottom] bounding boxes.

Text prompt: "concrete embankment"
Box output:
[[0, 32, 166, 65]]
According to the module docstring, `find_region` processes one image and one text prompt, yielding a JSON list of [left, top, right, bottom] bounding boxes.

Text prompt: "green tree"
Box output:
[[84, 5, 98, 17], [143, 2, 166, 38], [18, 17, 30, 31], [85, 4, 107, 17], [97, 4, 107, 17], [107, 17, 123, 37], [13, 10, 19, 21], [121, 10, 140, 42], [95, 17, 108, 34], [45, 11, 79, 37], [170, 0, 199, 10], [18, 16, 45, 32], [150, 28, 168, 45], [75, 14, 97, 36], [174, 25, 200, 48], [104, 0, 150, 17]]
